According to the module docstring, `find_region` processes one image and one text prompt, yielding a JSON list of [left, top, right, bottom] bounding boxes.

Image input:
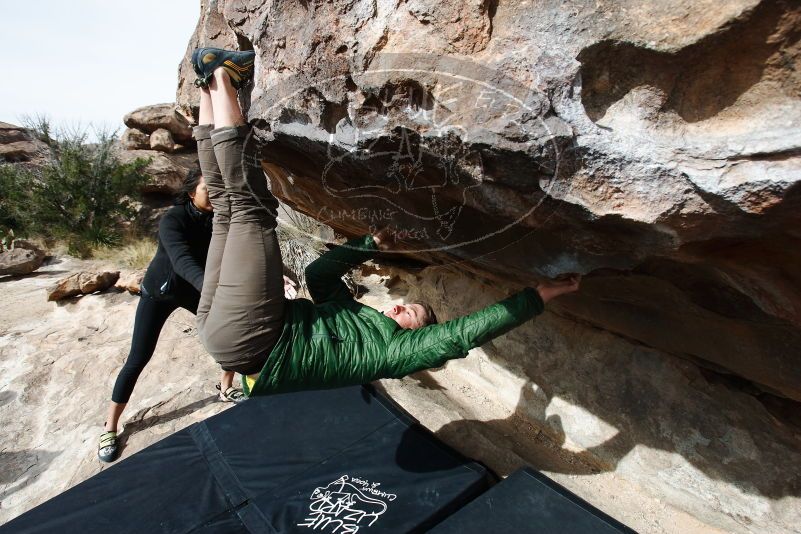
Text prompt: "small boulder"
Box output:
[[0, 242, 46, 275], [115, 269, 146, 294], [47, 271, 120, 301], [120, 128, 151, 150], [150, 128, 176, 153]]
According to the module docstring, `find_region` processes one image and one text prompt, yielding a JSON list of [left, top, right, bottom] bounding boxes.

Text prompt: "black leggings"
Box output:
[[111, 292, 199, 403]]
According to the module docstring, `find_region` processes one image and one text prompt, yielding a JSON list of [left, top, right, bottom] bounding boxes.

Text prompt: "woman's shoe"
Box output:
[[192, 47, 256, 89], [98, 430, 119, 463], [216, 383, 247, 403]]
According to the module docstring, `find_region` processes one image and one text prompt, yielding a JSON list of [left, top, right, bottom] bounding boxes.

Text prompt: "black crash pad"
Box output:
[[3, 385, 491, 533], [430, 467, 636, 533]]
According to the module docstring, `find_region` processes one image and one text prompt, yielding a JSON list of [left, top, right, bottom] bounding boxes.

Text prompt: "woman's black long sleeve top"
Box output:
[[140, 202, 212, 300]]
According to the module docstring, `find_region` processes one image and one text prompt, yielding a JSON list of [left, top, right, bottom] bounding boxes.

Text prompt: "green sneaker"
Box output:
[[192, 47, 256, 89]]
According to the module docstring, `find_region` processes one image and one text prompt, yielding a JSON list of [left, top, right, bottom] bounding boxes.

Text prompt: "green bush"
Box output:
[[0, 166, 27, 246], [0, 118, 151, 257]]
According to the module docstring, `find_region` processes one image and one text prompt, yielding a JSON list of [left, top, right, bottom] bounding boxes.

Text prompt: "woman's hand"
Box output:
[[283, 275, 298, 300]]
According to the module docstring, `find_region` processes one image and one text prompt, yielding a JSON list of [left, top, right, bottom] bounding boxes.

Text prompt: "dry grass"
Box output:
[[91, 237, 157, 269], [3, 232, 156, 270], [277, 211, 325, 292]]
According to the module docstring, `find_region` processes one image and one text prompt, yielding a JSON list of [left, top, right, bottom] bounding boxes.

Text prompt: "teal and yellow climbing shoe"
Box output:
[[190, 47, 208, 88], [192, 47, 256, 89]]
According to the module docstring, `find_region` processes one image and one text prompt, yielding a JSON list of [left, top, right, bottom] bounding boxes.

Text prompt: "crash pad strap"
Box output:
[[189, 422, 276, 533]]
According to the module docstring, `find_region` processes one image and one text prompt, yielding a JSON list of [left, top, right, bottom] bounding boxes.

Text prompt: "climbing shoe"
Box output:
[[216, 383, 247, 404], [190, 48, 208, 88], [98, 430, 119, 463], [192, 47, 256, 89]]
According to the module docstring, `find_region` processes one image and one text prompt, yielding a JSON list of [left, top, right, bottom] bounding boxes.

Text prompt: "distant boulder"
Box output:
[[149, 128, 176, 153], [47, 271, 120, 301], [123, 104, 193, 143], [0, 121, 48, 164], [0, 241, 46, 276], [120, 128, 150, 150], [115, 269, 145, 294]]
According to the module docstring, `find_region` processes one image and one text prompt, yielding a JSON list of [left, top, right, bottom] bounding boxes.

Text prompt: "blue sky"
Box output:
[[0, 0, 199, 139]]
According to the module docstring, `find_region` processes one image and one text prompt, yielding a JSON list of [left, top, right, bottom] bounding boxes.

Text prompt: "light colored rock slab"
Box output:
[[0, 257, 229, 524]]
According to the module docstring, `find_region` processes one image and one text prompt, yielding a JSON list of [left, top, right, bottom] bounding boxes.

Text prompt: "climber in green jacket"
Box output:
[[190, 46, 581, 397], [242, 231, 580, 396]]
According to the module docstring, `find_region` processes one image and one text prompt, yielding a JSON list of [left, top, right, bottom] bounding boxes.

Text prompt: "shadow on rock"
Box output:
[[117, 395, 219, 451], [0, 449, 61, 502], [0, 270, 70, 284], [408, 373, 448, 391], [0, 390, 16, 408], [433, 365, 801, 500]]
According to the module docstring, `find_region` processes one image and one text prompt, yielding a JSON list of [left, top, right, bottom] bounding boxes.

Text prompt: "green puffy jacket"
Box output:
[[244, 235, 544, 396]]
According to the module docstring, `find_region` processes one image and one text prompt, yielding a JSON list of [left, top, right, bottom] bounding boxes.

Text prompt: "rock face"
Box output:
[[177, 0, 801, 400], [174, 1, 801, 532], [46, 271, 120, 301]]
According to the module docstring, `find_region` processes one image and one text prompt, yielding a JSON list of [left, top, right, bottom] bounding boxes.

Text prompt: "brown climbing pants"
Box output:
[[193, 124, 285, 374]]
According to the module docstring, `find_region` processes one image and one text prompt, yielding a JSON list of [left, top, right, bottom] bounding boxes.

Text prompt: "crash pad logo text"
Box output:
[[297, 474, 397, 533]]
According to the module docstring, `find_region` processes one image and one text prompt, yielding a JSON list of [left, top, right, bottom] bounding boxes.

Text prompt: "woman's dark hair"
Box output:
[[175, 167, 203, 205]]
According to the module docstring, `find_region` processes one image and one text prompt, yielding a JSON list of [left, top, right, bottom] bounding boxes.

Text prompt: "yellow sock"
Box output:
[[245, 373, 258, 392]]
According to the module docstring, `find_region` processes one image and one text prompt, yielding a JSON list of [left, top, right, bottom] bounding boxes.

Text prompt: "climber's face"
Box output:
[[190, 176, 213, 212], [384, 303, 426, 329]]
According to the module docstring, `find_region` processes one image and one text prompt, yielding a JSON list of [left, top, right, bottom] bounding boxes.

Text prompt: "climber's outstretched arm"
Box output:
[[382, 287, 546, 377], [380, 271, 580, 378]]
